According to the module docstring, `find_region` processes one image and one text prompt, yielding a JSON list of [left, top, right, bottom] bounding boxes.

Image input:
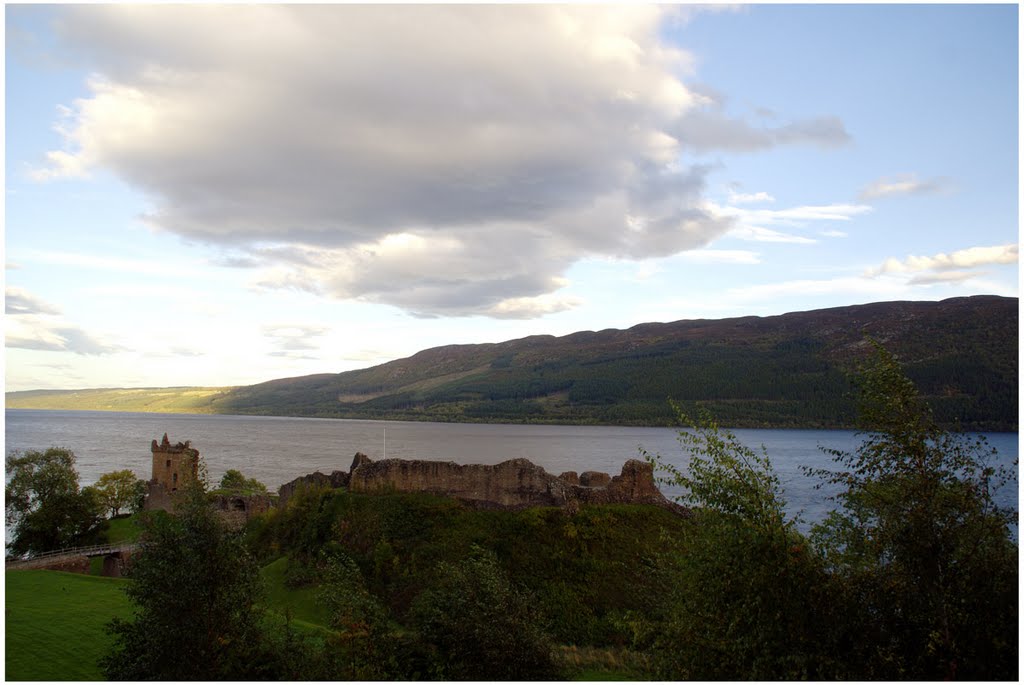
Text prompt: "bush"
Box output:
[[411, 546, 561, 680], [101, 485, 268, 680], [809, 342, 1018, 679], [644, 406, 839, 679]]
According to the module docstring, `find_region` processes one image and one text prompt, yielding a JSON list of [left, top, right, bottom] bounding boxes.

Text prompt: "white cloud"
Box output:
[[865, 243, 1018, 278], [34, 5, 849, 318], [859, 173, 953, 200], [705, 200, 870, 244], [727, 190, 775, 205], [6, 287, 62, 315], [5, 287, 123, 355], [908, 270, 982, 285], [263, 324, 330, 356]]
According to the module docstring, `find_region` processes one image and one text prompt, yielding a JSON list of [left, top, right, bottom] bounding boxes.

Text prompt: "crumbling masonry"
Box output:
[[144, 433, 200, 511], [279, 453, 682, 513]]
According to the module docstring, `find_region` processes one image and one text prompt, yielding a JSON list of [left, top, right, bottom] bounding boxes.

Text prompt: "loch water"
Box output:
[[4, 409, 1018, 528]]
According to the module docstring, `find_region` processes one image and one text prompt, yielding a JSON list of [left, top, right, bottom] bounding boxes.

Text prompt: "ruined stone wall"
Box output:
[[143, 481, 175, 512], [348, 455, 572, 508], [278, 470, 350, 507], [210, 493, 277, 529], [342, 453, 678, 512]]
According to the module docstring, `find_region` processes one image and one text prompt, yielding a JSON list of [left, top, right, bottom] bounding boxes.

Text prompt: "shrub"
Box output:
[[411, 546, 561, 680]]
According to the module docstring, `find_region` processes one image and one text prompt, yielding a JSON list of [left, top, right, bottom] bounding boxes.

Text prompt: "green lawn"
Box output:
[[5, 570, 133, 681], [6, 558, 333, 682]]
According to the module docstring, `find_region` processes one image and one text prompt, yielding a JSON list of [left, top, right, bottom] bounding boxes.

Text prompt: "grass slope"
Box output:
[[260, 556, 334, 629], [5, 387, 234, 414], [5, 570, 133, 681]]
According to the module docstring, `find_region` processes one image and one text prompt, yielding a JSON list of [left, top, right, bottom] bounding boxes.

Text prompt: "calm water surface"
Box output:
[[4, 409, 1018, 528]]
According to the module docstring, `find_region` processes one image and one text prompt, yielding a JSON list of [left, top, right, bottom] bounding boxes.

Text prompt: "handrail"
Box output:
[[6, 542, 138, 565]]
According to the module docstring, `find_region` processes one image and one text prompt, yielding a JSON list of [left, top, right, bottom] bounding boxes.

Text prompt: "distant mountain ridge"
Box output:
[[7, 296, 1018, 430]]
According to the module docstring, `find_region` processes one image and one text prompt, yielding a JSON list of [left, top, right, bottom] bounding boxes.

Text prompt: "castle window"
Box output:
[[166, 459, 171, 468], [173, 472, 178, 485]]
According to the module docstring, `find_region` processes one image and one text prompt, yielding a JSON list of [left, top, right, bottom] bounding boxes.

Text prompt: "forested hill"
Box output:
[[7, 296, 1018, 430]]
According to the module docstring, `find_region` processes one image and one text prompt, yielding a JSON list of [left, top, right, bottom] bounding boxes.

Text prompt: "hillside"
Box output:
[[7, 296, 1018, 430]]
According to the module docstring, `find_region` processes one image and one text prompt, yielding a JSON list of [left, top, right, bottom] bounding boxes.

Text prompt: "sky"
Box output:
[[4, 3, 1019, 392]]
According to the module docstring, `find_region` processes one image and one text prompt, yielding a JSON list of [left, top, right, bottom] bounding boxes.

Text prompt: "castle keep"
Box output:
[[144, 433, 200, 511]]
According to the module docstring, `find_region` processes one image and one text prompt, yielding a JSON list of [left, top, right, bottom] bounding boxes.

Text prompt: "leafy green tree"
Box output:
[[411, 546, 560, 680], [129, 478, 147, 514], [101, 483, 268, 680], [93, 470, 144, 517], [314, 547, 408, 679], [218, 468, 269, 494], [643, 404, 840, 679], [810, 343, 1018, 680], [5, 447, 105, 556]]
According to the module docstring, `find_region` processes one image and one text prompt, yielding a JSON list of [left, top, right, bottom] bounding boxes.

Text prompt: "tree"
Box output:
[[218, 468, 268, 494], [810, 342, 1018, 679], [411, 546, 560, 680], [93, 470, 144, 517], [5, 447, 105, 556], [313, 547, 407, 679], [643, 404, 840, 679], [101, 483, 268, 680]]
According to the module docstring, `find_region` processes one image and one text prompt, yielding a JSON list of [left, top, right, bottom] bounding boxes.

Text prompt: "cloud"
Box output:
[[705, 200, 871, 244], [6, 287, 62, 315], [908, 270, 982, 285], [865, 243, 1018, 278], [35, 5, 848, 318], [6, 323, 122, 355], [263, 324, 330, 356], [727, 190, 775, 205], [6, 287, 123, 354], [859, 173, 953, 200], [673, 108, 850, 154]]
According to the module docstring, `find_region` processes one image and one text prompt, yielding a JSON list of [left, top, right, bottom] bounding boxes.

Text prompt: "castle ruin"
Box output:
[[144, 433, 200, 511], [280, 452, 682, 513], [143, 434, 682, 518]]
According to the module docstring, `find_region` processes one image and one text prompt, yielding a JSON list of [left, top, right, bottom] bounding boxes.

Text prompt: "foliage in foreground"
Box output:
[[411, 546, 560, 680], [643, 407, 841, 679], [644, 343, 1018, 680], [809, 342, 1018, 679], [101, 485, 270, 680]]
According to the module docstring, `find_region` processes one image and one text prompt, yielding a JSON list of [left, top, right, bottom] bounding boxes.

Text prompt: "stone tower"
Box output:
[[145, 433, 200, 510]]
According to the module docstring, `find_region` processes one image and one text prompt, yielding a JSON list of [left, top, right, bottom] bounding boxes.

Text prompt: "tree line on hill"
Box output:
[[214, 296, 1020, 431], [6, 343, 1019, 679]]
